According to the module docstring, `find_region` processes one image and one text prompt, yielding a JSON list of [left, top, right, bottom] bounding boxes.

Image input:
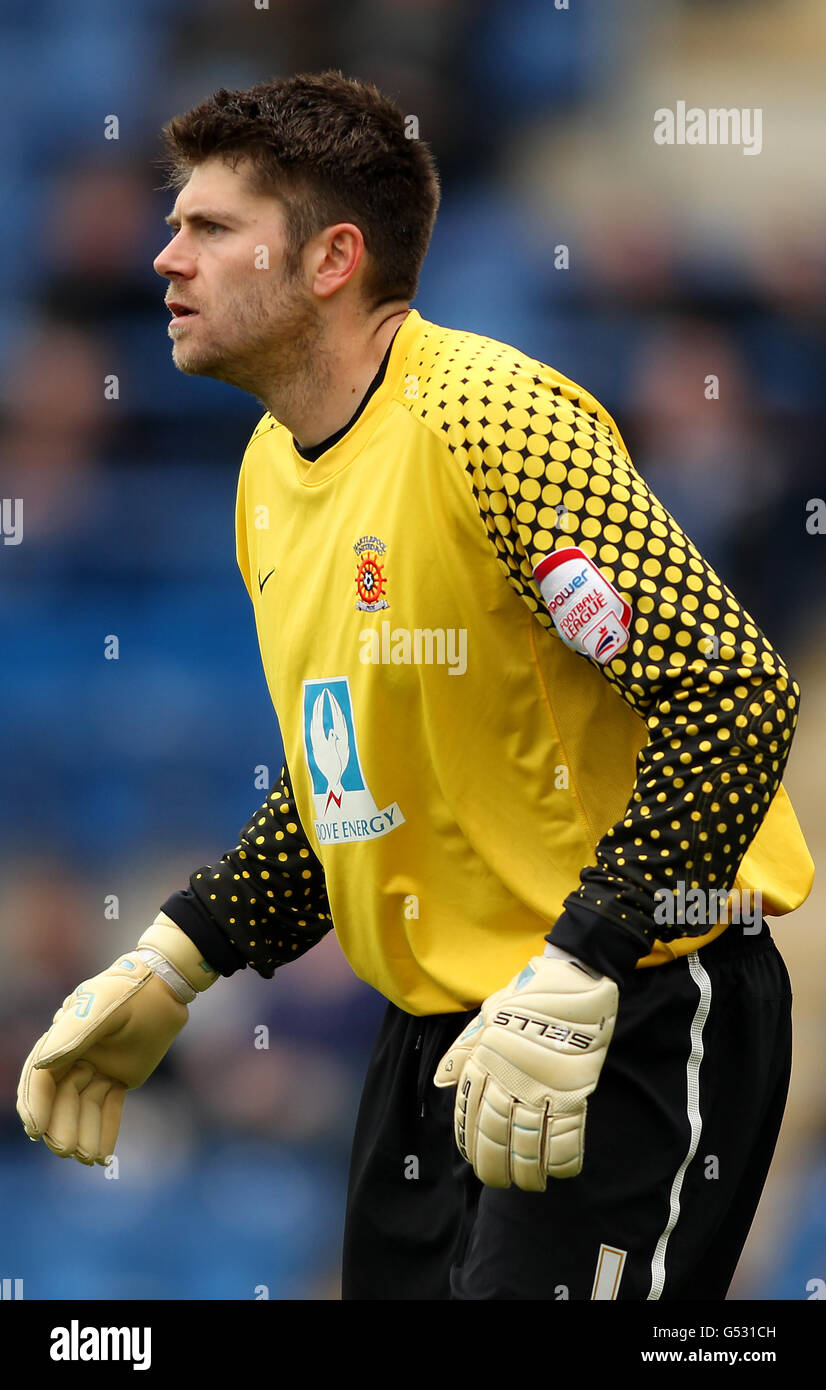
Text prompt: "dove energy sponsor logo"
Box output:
[[302, 677, 404, 844], [533, 547, 632, 665]]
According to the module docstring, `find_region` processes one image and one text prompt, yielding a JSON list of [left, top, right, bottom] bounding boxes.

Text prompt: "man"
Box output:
[[17, 72, 814, 1301]]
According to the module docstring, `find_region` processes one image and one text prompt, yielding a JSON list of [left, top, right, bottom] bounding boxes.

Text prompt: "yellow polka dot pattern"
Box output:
[[403, 323, 800, 943], [186, 764, 332, 976]]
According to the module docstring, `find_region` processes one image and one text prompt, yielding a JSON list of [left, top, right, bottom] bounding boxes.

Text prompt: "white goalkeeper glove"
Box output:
[[433, 946, 618, 1190], [16, 912, 218, 1166]]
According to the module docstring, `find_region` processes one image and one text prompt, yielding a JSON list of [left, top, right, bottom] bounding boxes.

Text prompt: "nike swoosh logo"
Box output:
[[258, 566, 277, 594]]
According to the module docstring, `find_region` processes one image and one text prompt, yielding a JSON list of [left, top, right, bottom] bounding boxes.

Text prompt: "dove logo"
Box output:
[[302, 678, 405, 844]]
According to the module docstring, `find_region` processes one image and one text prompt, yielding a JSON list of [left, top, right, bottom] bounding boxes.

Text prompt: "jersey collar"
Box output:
[[291, 308, 424, 486]]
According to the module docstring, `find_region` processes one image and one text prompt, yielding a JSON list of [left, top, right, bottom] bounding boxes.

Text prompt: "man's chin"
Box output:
[[171, 345, 230, 382]]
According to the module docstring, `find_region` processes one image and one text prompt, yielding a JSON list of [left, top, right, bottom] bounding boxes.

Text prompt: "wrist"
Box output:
[[542, 941, 602, 980], [137, 913, 220, 997], [547, 900, 651, 985]]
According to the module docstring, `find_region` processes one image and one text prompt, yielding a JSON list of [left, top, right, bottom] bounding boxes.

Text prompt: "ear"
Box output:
[[309, 222, 365, 299]]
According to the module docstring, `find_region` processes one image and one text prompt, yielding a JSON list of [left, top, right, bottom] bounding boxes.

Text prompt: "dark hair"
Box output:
[[157, 70, 441, 307]]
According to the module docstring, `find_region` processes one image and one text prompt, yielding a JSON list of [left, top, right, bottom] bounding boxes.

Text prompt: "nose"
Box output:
[[153, 232, 195, 280]]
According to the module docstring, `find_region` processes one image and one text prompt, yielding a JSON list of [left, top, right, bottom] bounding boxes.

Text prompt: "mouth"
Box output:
[[166, 301, 200, 327]]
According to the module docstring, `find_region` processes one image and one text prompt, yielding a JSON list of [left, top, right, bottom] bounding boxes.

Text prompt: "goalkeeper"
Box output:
[[18, 72, 814, 1300]]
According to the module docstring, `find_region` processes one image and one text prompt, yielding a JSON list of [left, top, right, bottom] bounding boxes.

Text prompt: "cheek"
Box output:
[[227, 268, 271, 313]]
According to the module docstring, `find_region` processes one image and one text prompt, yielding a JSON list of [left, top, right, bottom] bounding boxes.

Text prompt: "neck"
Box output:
[[260, 303, 410, 447]]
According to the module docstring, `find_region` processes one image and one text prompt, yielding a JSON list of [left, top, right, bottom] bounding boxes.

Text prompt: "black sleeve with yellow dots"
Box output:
[[452, 374, 800, 981], [158, 764, 333, 978]]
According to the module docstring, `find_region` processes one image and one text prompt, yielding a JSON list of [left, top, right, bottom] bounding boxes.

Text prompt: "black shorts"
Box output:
[[342, 922, 792, 1300]]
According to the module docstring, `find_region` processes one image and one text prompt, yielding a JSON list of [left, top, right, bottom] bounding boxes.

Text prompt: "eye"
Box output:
[[205, 222, 224, 235]]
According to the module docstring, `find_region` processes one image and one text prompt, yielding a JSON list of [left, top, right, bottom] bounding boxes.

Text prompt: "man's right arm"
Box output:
[[158, 762, 333, 979], [16, 761, 329, 1165]]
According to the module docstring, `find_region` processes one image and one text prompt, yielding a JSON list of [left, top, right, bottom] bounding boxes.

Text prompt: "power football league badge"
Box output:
[[534, 547, 632, 664], [354, 535, 389, 611]]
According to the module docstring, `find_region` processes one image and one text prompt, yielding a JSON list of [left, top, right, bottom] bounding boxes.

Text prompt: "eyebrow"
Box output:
[[164, 209, 240, 229]]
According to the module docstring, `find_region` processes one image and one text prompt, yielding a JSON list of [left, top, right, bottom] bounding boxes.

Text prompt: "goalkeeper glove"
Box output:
[[433, 948, 618, 1190], [16, 912, 218, 1166]]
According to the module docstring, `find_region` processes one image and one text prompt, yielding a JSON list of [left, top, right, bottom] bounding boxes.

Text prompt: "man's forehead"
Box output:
[[170, 157, 275, 219]]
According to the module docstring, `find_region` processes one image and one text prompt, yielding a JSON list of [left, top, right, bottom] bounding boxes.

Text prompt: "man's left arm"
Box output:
[[460, 377, 800, 979], [434, 373, 799, 1188]]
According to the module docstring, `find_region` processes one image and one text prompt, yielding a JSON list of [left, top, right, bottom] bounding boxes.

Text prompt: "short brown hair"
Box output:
[[157, 70, 441, 307]]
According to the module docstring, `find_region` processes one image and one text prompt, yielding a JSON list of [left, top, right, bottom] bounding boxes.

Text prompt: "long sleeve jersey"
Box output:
[[161, 309, 814, 1013]]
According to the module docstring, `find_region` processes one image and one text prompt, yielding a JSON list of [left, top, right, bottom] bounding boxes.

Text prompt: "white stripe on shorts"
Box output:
[[647, 951, 712, 1300]]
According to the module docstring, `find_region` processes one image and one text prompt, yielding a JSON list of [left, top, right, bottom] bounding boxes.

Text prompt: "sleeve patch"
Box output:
[[533, 547, 632, 663]]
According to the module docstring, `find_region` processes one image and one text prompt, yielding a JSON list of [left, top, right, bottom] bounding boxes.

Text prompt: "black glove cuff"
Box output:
[[546, 900, 651, 985], [158, 890, 248, 978]]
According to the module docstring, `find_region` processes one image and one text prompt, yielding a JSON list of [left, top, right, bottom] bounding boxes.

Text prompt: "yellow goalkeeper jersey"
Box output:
[[164, 309, 813, 1015], [201, 308, 810, 1014]]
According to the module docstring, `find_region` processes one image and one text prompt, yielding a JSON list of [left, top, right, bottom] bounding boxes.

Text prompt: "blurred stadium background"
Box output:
[[0, 0, 824, 1300]]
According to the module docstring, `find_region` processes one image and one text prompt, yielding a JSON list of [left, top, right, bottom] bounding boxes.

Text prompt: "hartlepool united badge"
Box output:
[[354, 535, 390, 612]]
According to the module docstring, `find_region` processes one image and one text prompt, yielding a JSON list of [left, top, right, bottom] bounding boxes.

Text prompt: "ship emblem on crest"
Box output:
[[354, 535, 389, 612]]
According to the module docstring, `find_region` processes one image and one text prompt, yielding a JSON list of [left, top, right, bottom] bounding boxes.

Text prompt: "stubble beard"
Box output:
[[171, 270, 329, 415]]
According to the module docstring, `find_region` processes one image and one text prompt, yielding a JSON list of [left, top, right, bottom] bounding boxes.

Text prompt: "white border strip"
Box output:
[[591, 1244, 628, 1300], [647, 952, 712, 1300]]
